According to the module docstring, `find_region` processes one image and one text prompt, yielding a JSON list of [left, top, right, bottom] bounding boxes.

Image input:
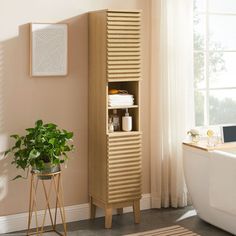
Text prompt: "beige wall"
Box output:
[[0, 0, 150, 216]]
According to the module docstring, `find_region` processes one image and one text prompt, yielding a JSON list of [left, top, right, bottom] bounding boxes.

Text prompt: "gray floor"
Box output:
[[2, 207, 233, 236]]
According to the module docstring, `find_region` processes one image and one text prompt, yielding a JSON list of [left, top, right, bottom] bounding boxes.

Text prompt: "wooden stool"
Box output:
[[27, 171, 67, 236]]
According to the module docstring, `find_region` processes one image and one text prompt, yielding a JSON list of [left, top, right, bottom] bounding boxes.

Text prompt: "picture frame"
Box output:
[[30, 23, 68, 77]]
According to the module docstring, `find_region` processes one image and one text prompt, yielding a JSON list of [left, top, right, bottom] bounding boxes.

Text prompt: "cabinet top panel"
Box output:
[[108, 131, 142, 137], [107, 9, 141, 13], [89, 9, 141, 14]]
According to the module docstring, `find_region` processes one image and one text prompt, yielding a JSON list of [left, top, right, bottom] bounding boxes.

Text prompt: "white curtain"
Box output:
[[150, 0, 194, 208]]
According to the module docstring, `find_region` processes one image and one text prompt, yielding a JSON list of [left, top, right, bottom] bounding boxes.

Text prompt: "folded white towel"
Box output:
[[108, 94, 133, 98], [109, 100, 134, 104], [108, 102, 134, 107], [109, 101, 133, 103], [108, 94, 133, 100], [109, 98, 134, 102], [108, 94, 134, 106], [209, 150, 236, 215]]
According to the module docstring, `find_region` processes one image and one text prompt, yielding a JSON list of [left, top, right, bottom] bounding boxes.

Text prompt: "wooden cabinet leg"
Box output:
[[90, 197, 96, 220], [105, 207, 112, 229], [133, 200, 140, 224], [117, 208, 123, 215]]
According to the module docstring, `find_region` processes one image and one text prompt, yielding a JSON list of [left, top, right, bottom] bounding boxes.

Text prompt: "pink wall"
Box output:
[[0, 0, 150, 216]]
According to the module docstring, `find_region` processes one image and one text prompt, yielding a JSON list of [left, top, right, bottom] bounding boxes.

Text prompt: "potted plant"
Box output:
[[187, 128, 200, 143], [5, 120, 74, 180]]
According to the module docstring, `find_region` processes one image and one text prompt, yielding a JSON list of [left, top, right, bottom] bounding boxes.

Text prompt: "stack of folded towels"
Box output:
[[108, 94, 134, 107]]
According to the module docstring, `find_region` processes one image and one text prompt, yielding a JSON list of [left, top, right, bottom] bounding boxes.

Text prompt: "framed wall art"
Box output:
[[30, 23, 68, 77]]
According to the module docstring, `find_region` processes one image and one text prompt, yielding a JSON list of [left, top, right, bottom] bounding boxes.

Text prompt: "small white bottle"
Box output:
[[112, 109, 120, 131], [122, 109, 132, 132], [108, 118, 114, 133]]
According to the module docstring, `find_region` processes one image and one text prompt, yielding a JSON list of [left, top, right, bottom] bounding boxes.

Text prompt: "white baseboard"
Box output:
[[0, 193, 151, 234]]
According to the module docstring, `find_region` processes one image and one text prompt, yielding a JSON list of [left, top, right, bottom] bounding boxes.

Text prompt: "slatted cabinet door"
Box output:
[[107, 133, 142, 203], [107, 11, 141, 82], [89, 9, 142, 228]]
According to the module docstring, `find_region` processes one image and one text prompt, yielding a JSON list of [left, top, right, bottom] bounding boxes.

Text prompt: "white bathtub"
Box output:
[[183, 144, 236, 235]]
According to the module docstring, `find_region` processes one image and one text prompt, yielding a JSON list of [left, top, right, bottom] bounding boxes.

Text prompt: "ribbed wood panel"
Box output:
[[108, 52, 140, 56], [107, 21, 140, 26], [108, 43, 140, 48], [108, 64, 140, 69], [107, 11, 141, 82], [108, 60, 140, 65], [108, 38, 140, 43], [108, 48, 140, 52], [108, 30, 140, 35], [108, 56, 141, 61], [108, 34, 140, 39], [108, 25, 141, 30], [107, 12, 141, 17], [107, 17, 140, 22], [89, 9, 142, 228], [107, 133, 141, 203]]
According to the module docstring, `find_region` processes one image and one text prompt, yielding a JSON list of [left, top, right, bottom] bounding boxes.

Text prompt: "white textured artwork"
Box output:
[[30, 23, 68, 76]]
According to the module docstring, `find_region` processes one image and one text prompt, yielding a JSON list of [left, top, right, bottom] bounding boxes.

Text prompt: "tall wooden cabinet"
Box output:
[[88, 9, 142, 228]]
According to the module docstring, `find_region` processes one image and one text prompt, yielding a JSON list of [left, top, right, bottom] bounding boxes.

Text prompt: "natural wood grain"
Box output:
[[109, 170, 142, 178], [108, 78, 141, 82], [108, 69, 141, 74], [183, 141, 236, 151], [107, 13, 141, 17], [108, 140, 141, 146], [108, 14, 140, 18], [108, 43, 140, 48], [107, 133, 142, 204], [108, 35, 140, 39], [108, 51, 140, 56], [109, 162, 141, 169], [108, 17, 140, 22], [108, 131, 141, 136], [108, 38, 141, 43], [105, 207, 113, 229], [108, 174, 141, 182], [108, 144, 142, 151], [109, 197, 141, 204], [108, 25, 141, 30], [109, 178, 141, 187], [110, 183, 140, 191], [108, 30, 140, 35], [109, 149, 141, 156], [109, 157, 141, 164], [108, 64, 140, 69], [108, 56, 141, 61], [108, 48, 140, 53], [133, 200, 141, 224], [108, 60, 141, 65], [108, 9, 141, 13], [108, 73, 141, 78], [90, 196, 96, 220], [89, 9, 142, 228], [108, 152, 141, 159], [107, 21, 141, 26], [88, 10, 107, 203]]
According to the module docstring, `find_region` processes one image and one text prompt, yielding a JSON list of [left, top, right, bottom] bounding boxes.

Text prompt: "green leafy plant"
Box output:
[[6, 120, 74, 179]]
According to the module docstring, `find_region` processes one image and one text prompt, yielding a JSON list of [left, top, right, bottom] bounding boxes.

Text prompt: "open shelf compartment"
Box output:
[[107, 81, 140, 133], [108, 81, 139, 108]]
